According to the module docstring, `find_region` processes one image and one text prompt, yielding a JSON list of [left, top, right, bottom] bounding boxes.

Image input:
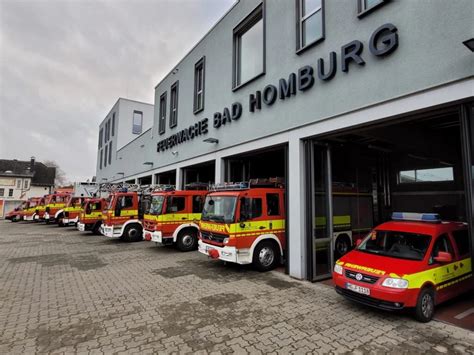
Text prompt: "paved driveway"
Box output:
[[0, 221, 473, 354]]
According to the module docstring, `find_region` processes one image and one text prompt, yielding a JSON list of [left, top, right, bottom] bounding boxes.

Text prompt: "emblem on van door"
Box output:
[[355, 273, 363, 281]]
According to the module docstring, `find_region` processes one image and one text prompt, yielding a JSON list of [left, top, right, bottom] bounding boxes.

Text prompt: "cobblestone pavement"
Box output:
[[0, 221, 473, 354]]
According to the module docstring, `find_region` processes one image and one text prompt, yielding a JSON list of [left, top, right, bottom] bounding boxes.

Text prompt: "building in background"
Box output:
[[94, 1, 473, 280], [0, 157, 55, 218], [96, 98, 154, 184]]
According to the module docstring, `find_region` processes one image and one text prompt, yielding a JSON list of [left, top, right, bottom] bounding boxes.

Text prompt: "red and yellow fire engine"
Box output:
[[18, 197, 42, 221], [43, 192, 72, 224], [198, 179, 286, 271], [333, 212, 472, 322], [57, 196, 86, 226], [100, 184, 153, 242], [143, 183, 208, 251], [77, 198, 108, 234]]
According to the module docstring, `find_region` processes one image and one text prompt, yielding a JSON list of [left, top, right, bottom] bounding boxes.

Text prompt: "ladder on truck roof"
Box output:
[[210, 177, 285, 192], [99, 183, 175, 194]]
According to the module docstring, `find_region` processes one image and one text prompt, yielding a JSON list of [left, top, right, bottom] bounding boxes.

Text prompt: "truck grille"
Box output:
[[143, 220, 156, 231], [200, 231, 227, 245], [345, 270, 379, 284]]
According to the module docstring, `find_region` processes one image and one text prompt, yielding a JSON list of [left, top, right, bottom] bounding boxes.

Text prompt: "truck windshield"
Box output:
[[201, 195, 237, 223], [358, 230, 431, 261], [148, 195, 165, 215]]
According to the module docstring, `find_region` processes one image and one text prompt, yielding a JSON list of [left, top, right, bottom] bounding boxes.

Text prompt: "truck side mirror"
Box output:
[[434, 251, 452, 264]]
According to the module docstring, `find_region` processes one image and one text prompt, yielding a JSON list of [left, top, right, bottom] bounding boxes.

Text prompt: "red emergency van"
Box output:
[[333, 212, 472, 322]]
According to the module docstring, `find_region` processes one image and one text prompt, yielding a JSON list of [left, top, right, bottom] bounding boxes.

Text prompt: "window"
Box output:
[[358, 0, 386, 17], [108, 141, 112, 165], [159, 93, 167, 135], [192, 195, 204, 213], [266, 193, 280, 216], [99, 128, 103, 148], [452, 230, 470, 257], [166, 196, 185, 213], [16, 180, 21, 189], [103, 125, 107, 144], [104, 145, 108, 167], [0, 188, 4, 196], [132, 111, 143, 135], [429, 234, 454, 264], [296, 0, 325, 52], [99, 149, 103, 170], [240, 197, 262, 220], [170, 81, 179, 128], [233, 4, 265, 89], [194, 57, 205, 113], [112, 113, 115, 137], [120, 196, 134, 209], [8, 189, 13, 197], [399, 167, 454, 184], [24, 180, 29, 189]]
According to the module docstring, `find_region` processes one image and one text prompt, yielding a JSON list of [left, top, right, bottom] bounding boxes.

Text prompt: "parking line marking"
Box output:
[[454, 307, 474, 320]]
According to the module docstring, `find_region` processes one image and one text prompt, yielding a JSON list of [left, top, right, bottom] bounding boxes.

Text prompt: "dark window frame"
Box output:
[[108, 141, 112, 165], [99, 149, 103, 170], [0, 188, 4, 196], [132, 110, 143, 135], [112, 112, 115, 137], [357, 0, 388, 18], [170, 81, 179, 128], [8, 189, 13, 197], [99, 128, 103, 148], [193, 56, 206, 114], [166, 196, 186, 213], [295, 0, 325, 54], [159, 92, 167, 135], [104, 144, 108, 167], [232, 2, 266, 91]]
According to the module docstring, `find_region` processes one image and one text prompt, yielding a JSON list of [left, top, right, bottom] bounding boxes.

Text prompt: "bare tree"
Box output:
[[43, 160, 69, 186]]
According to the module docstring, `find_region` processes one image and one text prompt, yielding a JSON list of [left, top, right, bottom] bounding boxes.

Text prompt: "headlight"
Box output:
[[223, 238, 229, 245], [334, 264, 343, 275], [382, 278, 408, 289]]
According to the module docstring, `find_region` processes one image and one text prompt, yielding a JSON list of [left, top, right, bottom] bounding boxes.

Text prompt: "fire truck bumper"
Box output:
[[198, 240, 252, 264], [144, 230, 163, 243], [101, 225, 122, 238], [77, 222, 87, 232], [63, 217, 78, 226]]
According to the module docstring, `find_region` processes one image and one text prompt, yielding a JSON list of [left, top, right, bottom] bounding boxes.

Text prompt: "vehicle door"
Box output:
[[115, 194, 136, 221], [450, 228, 472, 298], [265, 191, 285, 249], [164, 195, 187, 236], [428, 233, 456, 304], [190, 194, 205, 222], [237, 192, 267, 250]]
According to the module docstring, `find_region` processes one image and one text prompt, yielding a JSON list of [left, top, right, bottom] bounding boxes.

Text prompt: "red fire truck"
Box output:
[[100, 184, 153, 242], [43, 192, 72, 224], [57, 196, 86, 226], [143, 184, 208, 251], [77, 198, 108, 234], [198, 179, 286, 271]]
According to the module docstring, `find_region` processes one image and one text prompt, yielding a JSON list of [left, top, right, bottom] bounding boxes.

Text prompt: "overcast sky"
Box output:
[[0, 0, 235, 182]]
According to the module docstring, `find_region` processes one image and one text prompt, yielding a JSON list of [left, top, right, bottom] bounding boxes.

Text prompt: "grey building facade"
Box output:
[[96, 0, 474, 280]]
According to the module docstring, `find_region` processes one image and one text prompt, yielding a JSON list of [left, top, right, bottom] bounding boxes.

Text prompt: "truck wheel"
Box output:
[[122, 224, 143, 242], [253, 241, 279, 272], [57, 214, 64, 227], [176, 229, 198, 252], [335, 234, 351, 259], [92, 222, 102, 235], [415, 287, 435, 323]]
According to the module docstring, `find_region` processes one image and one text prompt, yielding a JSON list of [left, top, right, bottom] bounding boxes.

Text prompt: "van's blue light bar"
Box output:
[[392, 212, 441, 223]]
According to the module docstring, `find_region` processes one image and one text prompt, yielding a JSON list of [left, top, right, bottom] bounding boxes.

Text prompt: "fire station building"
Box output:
[[95, 0, 474, 281]]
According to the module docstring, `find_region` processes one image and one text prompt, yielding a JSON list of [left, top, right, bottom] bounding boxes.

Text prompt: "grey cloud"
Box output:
[[0, 0, 235, 182]]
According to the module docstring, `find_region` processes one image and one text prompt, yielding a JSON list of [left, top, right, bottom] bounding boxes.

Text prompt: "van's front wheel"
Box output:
[[415, 287, 435, 322]]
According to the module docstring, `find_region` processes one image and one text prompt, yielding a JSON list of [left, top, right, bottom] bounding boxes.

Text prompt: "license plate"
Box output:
[[346, 282, 370, 295]]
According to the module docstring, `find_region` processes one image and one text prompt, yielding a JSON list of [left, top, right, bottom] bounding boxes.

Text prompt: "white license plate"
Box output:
[[346, 282, 370, 295]]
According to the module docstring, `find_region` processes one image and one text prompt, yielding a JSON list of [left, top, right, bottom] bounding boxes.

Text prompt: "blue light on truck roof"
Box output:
[[392, 212, 441, 223]]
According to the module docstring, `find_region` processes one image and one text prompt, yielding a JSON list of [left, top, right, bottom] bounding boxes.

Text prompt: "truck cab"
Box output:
[[77, 198, 107, 234], [58, 196, 86, 226], [43, 193, 71, 223], [198, 180, 286, 271], [143, 185, 207, 251], [21, 197, 41, 221], [100, 190, 149, 242]]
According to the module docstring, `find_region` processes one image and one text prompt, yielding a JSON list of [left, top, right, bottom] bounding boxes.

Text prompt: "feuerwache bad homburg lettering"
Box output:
[[157, 23, 398, 153]]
